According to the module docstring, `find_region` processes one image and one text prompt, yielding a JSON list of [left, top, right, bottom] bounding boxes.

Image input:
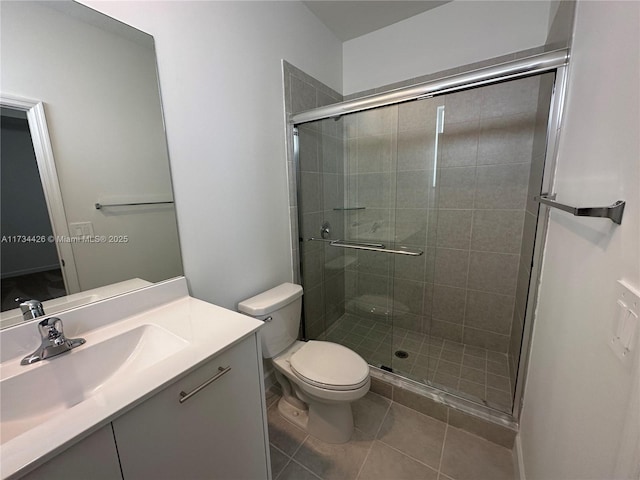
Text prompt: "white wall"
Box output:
[[1, 2, 182, 290], [81, 1, 343, 309], [342, 1, 551, 95], [520, 1, 640, 478]]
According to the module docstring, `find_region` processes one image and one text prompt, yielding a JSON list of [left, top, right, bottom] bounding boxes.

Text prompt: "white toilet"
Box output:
[[238, 282, 370, 444]]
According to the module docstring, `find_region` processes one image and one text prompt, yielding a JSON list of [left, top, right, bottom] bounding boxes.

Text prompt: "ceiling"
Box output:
[[302, 1, 452, 41]]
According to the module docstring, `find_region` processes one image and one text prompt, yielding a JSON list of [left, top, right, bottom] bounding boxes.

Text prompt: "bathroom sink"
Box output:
[[0, 324, 188, 444]]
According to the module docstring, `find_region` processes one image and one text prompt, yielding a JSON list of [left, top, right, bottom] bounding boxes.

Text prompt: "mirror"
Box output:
[[0, 1, 183, 329]]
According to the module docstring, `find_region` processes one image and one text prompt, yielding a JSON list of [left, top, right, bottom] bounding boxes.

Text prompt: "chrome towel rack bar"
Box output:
[[307, 238, 423, 256], [535, 194, 625, 225], [95, 201, 174, 210]]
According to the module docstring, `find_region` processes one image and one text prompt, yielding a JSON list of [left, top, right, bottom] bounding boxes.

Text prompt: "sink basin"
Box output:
[[0, 324, 188, 444]]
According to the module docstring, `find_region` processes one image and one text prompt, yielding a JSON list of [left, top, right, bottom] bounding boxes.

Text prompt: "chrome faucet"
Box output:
[[21, 317, 85, 365], [15, 297, 46, 321]]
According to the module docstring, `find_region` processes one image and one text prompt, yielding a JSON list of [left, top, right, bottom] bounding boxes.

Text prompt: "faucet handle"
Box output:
[[38, 317, 65, 345], [16, 298, 45, 320]]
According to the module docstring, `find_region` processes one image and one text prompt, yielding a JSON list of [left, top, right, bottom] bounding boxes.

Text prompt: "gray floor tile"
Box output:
[[462, 354, 485, 370], [433, 371, 460, 390], [487, 359, 509, 376], [440, 348, 463, 364], [267, 403, 308, 456], [357, 441, 438, 480], [440, 426, 514, 480], [270, 445, 291, 479], [277, 459, 323, 480], [352, 392, 392, 436], [294, 428, 373, 480], [377, 403, 446, 469], [458, 379, 486, 400]]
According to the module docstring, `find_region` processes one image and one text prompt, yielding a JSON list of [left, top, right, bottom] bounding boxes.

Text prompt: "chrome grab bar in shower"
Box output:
[[307, 238, 423, 256], [534, 194, 626, 225]]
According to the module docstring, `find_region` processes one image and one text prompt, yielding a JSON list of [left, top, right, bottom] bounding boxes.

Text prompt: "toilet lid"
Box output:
[[290, 341, 369, 390]]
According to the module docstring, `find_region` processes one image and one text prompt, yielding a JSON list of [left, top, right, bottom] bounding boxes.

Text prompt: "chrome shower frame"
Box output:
[[287, 49, 570, 427]]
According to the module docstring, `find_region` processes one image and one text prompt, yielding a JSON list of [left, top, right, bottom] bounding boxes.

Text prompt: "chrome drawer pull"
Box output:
[[179, 366, 231, 404]]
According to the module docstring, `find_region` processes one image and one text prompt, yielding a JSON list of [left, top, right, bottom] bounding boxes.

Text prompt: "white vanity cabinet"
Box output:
[[112, 333, 270, 480], [19, 425, 122, 480]]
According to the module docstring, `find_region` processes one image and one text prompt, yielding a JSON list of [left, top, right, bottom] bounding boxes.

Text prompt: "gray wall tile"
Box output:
[[463, 327, 510, 353], [396, 170, 430, 208], [398, 100, 438, 132], [474, 163, 529, 210], [477, 113, 535, 166], [434, 248, 470, 288], [397, 129, 435, 171], [480, 75, 540, 118], [440, 120, 479, 168], [471, 210, 525, 254], [356, 134, 394, 173], [465, 290, 515, 335], [394, 208, 427, 245], [393, 252, 427, 282], [436, 210, 473, 249], [467, 251, 519, 295], [444, 90, 481, 124], [290, 74, 317, 113], [437, 166, 476, 209], [431, 319, 463, 343], [432, 285, 466, 325]]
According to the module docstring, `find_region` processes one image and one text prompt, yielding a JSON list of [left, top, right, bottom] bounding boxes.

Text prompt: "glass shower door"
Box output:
[[388, 98, 442, 382]]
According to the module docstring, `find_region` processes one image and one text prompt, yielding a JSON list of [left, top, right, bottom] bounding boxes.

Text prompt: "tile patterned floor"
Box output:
[[322, 314, 514, 412], [266, 387, 515, 480]]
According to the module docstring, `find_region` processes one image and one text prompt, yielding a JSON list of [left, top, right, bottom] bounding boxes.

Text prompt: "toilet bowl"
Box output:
[[238, 283, 370, 444]]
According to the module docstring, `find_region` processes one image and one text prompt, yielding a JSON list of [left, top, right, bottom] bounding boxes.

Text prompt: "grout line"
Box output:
[[355, 398, 392, 480], [437, 423, 449, 477], [288, 457, 324, 480], [376, 439, 441, 475], [270, 444, 293, 480]]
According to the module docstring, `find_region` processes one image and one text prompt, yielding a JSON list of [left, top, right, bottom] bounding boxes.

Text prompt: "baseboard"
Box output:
[[514, 434, 526, 480]]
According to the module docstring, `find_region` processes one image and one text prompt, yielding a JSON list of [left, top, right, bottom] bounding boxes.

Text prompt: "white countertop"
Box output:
[[0, 277, 263, 479]]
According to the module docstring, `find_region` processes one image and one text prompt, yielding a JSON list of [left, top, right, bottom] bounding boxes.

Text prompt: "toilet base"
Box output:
[[278, 396, 308, 431], [277, 396, 354, 444]]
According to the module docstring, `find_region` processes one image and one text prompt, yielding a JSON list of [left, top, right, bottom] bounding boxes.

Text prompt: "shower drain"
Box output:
[[394, 350, 409, 359]]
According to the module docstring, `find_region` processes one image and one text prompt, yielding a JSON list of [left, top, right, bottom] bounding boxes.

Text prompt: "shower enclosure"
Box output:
[[291, 52, 565, 417]]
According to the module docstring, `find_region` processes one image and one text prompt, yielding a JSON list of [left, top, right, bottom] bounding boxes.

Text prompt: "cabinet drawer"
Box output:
[[112, 334, 268, 480]]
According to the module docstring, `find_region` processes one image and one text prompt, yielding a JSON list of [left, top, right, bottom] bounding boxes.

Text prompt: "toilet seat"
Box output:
[[289, 341, 369, 391]]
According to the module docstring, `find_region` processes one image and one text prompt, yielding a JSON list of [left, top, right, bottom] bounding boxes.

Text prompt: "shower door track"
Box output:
[[289, 49, 569, 126]]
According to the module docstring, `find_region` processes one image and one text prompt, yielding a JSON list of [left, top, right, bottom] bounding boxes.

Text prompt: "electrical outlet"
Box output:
[[69, 222, 94, 239], [610, 280, 640, 363]]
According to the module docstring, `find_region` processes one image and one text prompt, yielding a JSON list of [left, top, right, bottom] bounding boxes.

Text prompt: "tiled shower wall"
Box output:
[[426, 76, 543, 354], [341, 76, 547, 357], [282, 61, 345, 339]]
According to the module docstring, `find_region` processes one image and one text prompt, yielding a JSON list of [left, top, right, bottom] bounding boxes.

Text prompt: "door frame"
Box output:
[[1, 93, 81, 294]]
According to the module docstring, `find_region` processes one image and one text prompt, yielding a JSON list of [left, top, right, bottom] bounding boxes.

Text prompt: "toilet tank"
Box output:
[[237, 283, 303, 358]]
